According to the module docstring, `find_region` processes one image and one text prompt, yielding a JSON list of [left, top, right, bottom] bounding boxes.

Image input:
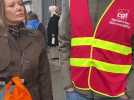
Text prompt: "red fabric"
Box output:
[[90, 68, 127, 96], [70, 0, 134, 96], [70, 0, 93, 37], [71, 46, 91, 58], [93, 47, 132, 65], [71, 67, 90, 88]]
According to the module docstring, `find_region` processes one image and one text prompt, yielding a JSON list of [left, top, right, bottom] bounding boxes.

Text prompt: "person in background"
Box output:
[[25, 11, 47, 45], [59, 0, 134, 100], [47, 5, 60, 47], [0, 0, 53, 100]]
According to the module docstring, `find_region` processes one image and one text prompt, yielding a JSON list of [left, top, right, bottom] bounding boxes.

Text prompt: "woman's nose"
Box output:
[[15, 4, 22, 11]]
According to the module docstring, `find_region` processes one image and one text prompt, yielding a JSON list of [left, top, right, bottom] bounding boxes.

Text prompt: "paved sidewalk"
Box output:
[[47, 47, 65, 100]]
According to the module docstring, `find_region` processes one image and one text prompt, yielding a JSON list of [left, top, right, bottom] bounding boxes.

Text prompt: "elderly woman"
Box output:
[[47, 5, 60, 47], [0, 0, 53, 100]]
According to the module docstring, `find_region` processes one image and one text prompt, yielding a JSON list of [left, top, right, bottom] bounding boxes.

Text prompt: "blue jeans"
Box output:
[[65, 91, 93, 100], [65, 91, 125, 100]]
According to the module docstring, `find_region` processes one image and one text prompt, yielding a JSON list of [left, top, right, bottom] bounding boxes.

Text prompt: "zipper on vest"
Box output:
[[88, 0, 116, 89]]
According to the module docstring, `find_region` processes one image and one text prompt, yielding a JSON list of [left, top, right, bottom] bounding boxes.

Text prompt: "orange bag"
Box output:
[[4, 76, 32, 100]]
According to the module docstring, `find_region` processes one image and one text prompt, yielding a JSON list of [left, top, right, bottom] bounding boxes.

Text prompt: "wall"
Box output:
[[31, 0, 42, 20]]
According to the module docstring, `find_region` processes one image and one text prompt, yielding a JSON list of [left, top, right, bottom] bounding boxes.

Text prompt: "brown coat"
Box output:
[[0, 29, 53, 100]]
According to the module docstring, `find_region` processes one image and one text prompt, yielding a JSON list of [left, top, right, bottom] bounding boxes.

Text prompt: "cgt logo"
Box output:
[[117, 9, 129, 21]]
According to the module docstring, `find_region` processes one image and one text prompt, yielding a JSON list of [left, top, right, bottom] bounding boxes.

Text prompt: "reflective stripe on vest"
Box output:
[[71, 37, 132, 55], [70, 58, 131, 74]]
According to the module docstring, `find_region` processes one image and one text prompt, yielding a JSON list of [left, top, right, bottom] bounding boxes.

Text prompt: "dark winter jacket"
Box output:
[[0, 25, 53, 100], [47, 14, 60, 46], [25, 19, 47, 47]]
